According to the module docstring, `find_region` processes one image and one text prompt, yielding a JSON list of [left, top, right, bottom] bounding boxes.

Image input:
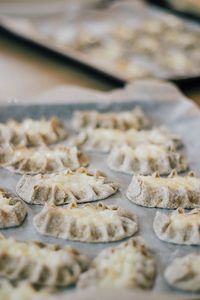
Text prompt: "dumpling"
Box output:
[[33, 202, 138, 243], [164, 253, 200, 292], [0, 145, 89, 174], [71, 127, 181, 153], [78, 237, 156, 289], [107, 144, 188, 175], [124, 127, 181, 149], [72, 107, 150, 131], [0, 280, 56, 300], [0, 117, 67, 147], [71, 128, 125, 153], [126, 170, 199, 208], [16, 168, 119, 205], [154, 208, 200, 245], [0, 188, 27, 228], [0, 235, 89, 287]]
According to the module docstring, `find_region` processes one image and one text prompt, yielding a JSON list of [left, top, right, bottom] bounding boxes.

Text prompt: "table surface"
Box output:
[[0, 33, 200, 105], [0, 34, 115, 102]]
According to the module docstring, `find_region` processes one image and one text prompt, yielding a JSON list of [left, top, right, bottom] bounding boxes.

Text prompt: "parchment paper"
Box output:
[[0, 79, 200, 300]]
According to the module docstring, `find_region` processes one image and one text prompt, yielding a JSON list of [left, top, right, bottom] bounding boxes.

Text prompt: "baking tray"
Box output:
[[0, 95, 200, 299], [148, 0, 200, 21], [0, 0, 200, 88], [0, 18, 126, 88]]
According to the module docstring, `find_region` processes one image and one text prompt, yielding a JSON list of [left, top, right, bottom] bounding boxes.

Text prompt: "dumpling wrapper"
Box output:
[[33, 202, 138, 243], [0, 145, 88, 174], [165, 253, 200, 292], [154, 207, 200, 245], [126, 170, 199, 208], [0, 116, 67, 147], [72, 107, 150, 131], [16, 168, 119, 205], [71, 127, 181, 153], [107, 144, 188, 175], [78, 237, 156, 289], [0, 188, 27, 228]]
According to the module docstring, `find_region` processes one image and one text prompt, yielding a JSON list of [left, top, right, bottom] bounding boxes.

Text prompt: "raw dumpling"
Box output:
[[72, 107, 150, 131], [154, 208, 200, 245], [78, 237, 156, 289], [33, 202, 138, 243], [164, 253, 200, 292], [0, 235, 89, 287], [71, 128, 124, 153], [71, 127, 181, 153], [0, 188, 27, 228], [0, 117, 67, 147], [0, 280, 56, 300], [16, 168, 119, 205], [0, 145, 88, 174], [107, 144, 188, 175], [126, 170, 199, 208]]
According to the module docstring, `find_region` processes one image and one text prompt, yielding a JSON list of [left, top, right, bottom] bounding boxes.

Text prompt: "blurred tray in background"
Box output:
[[147, 0, 200, 22], [0, 0, 200, 88]]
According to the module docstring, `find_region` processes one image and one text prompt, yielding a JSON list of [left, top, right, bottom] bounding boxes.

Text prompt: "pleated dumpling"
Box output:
[[165, 253, 200, 292], [0, 188, 27, 228], [72, 107, 150, 131], [0, 145, 88, 174], [126, 170, 199, 208], [126, 127, 182, 149], [154, 208, 200, 245], [107, 144, 188, 175], [72, 128, 125, 153], [0, 235, 89, 287], [33, 202, 138, 243], [0, 117, 67, 147], [16, 168, 119, 205], [71, 127, 181, 153], [78, 237, 156, 289]]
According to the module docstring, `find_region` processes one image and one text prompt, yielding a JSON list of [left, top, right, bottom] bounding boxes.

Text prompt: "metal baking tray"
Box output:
[[148, 0, 200, 21], [0, 0, 200, 88], [0, 18, 126, 88], [0, 98, 200, 298]]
